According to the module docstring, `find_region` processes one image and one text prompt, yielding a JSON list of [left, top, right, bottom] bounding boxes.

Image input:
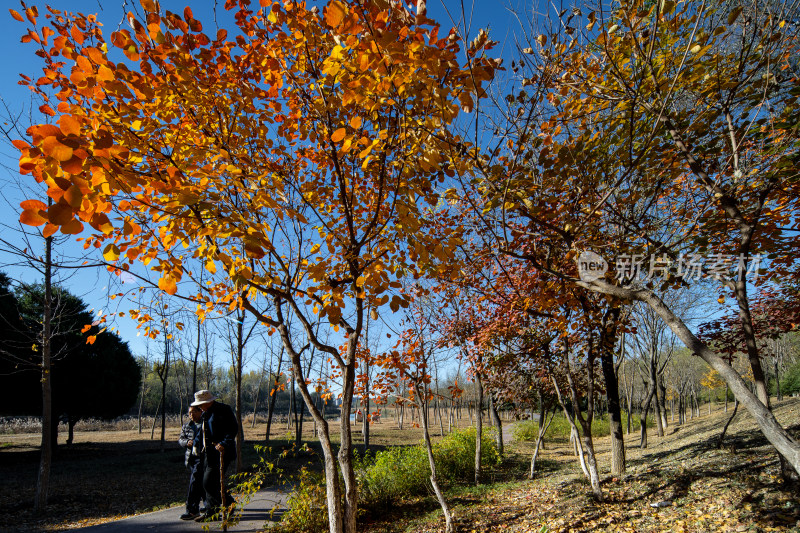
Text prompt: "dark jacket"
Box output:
[[178, 420, 202, 467], [200, 401, 238, 461]]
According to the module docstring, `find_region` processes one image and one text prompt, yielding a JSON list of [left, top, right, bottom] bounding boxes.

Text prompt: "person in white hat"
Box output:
[[190, 390, 238, 522]]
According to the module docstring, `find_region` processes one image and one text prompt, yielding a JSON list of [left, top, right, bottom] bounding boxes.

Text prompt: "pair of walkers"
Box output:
[[178, 390, 238, 522]]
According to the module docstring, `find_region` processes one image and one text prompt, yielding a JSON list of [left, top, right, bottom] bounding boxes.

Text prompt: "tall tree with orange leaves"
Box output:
[[11, 0, 499, 530], [467, 0, 800, 479]]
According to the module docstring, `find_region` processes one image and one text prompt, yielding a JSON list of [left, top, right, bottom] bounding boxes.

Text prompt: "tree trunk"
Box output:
[[654, 378, 665, 437], [265, 347, 283, 441], [658, 379, 669, 432], [137, 360, 147, 434], [296, 393, 304, 446], [725, 383, 729, 413], [734, 278, 770, 408], [156, 332, 170, 452], [600, 345, 625, 476], [474, 373, 483, 486], [235, 316, 245, 472], [488, 392, 503, 456], [415, 383, 454, 532], [530, 404, 555, 479], [288, 371, 295, 431], [338, 361, 358, 533], [580, 424, 603, 501], [448, 397, 454, 433], [67, 416, 77, 445], [277, 324, 348, 533], [582, 281, 800, 478], [34, 233, 53, 512], [362, 393, 370, 452], [624, 366, 633, 435], [640, 383, 654, 449]]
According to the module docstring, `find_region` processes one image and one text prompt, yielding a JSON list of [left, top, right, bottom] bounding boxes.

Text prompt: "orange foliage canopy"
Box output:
[[14, 0, 499, 331]]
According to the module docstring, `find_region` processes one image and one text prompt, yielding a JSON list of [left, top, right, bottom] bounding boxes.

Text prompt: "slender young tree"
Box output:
[[12, 2, 498, 530]]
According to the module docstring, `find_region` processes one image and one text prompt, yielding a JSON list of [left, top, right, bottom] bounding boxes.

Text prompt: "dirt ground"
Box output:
[[3, 400, 799, 532], [0, 411, 473, 532], [383, 398, 800, 533]]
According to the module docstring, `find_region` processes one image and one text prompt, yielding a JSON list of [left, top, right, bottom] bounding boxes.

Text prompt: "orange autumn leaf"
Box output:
[[47, 203, 74, 225], [60, 217, 84, 234], [41, 136, 73, 161], [58, 115, 82, 136], [63, 184, 84, 208], [20, 209, 48, 226], [42, 223, 59, 238], [158, 276, 177, 295], [20, 199, 47, 211], [324, 1, 347, 28], [103, 243, 120, 261]]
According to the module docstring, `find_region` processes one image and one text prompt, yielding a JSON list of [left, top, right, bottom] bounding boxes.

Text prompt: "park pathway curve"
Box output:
[[70, 487, 288, 533]]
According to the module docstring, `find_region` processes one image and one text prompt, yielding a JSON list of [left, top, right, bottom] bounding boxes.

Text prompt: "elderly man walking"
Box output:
[[191, 390, 238, 522]]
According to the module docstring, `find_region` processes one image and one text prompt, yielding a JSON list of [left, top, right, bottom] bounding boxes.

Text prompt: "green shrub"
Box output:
[[356, 427, 501, 512], [511, 420, 539, 442], [355, 444, 429, 508], [273, 467, 328, 533], [276, 427, 503, 530], [780, 360, 800, 396], [512, 411, 653, 442]]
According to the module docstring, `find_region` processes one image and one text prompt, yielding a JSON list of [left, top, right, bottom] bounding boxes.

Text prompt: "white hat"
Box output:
[[191, 390, 216, 406]]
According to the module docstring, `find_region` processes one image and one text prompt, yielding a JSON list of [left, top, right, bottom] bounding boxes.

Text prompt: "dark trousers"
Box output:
[[202, 451, 233, 514], [186, 458, 204, 513]]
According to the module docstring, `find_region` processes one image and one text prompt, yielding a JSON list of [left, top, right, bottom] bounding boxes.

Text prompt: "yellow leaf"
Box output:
[[331, 128, 347, 142], [205, 259, 217, 274], [103, 243, 120, 261], [158, 276, 178, 295], [350, 116, 362, 129]]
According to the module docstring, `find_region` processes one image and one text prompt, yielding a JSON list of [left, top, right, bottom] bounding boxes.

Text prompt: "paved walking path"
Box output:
[[71, 487, 289, 532]]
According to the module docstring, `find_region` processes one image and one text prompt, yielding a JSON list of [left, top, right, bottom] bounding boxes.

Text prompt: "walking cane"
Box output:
[[219, 446, 228, 532]]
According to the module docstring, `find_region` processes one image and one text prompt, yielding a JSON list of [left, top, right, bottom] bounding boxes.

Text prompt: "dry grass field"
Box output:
[[0, 411, 476, 531]]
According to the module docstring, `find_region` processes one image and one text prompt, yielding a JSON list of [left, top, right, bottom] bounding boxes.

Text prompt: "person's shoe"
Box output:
[[180, 512, 199, 521], [194, 512, 219, 523]]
